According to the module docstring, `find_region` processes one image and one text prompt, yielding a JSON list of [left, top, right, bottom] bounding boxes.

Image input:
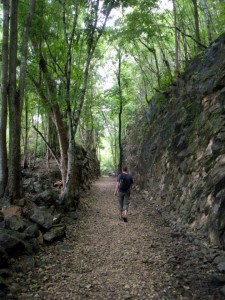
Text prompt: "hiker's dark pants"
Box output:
[[118, 190, 130, 211]]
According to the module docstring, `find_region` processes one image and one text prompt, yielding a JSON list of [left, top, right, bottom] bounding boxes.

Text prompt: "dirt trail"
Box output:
[[10, 176, 223, 299]]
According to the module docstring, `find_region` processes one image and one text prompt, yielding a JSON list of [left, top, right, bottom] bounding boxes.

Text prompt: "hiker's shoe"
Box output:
[[123, 217, 128, 222]]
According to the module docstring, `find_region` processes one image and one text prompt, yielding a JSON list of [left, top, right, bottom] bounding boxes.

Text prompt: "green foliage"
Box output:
[[99, 138, 115, 174], [2, 0, 225, 172]]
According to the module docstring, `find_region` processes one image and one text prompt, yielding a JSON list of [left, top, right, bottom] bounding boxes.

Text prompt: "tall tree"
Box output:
[[8, 0, 19, 199], [28, 0, 117, 207], [192, 0, 201, 50], [63, 0, 116, 205], [172, 0, 180, 80], [8, 0, 36, 199], [200, 0, 212, 44], [0, 0, 10, 197], [116, 48, 123, 173]]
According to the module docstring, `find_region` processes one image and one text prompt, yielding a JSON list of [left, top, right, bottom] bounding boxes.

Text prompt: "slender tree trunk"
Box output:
[[21, 0, 36, 169], [33, 51, 69, 187], [63, 50, 97, 206], [101, 111, 116, 168], [0, 0, 9, 197], [200, 0, 212, 44], [60, 0, 115, 206], [139, 40, 161, 89], [32, 125, 60, 168], [8, 0, 36, 199], [158, 41, 172, 80], [114, 122, 117, 172], [32, 115, 39, 168], [19, 0, 36, 116], [31, 0, 115, 207], [23, 96, 29, 169], [8, 0, 20, 199], [62, 111, 79, 208], [93, 129, 96, 150], [50, 105, 68, 188], [62, 28, 98, 206], [152, 48, 161, 89], [172, 0, 180, 81], [117, 50, 123, 173], [192, 0, 201, 51], [46, 116, 51, 169]]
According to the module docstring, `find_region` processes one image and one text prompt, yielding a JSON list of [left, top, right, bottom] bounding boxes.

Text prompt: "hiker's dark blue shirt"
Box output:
[[117, 173, 133, 192]]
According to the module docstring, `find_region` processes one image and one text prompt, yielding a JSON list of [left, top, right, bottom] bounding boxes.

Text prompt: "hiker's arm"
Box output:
[[114, 182, 119, 196]]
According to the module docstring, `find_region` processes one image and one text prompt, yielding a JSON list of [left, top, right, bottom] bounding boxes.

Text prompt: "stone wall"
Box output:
[[125, 33, 225, 249], [0, 144, 100, 290]]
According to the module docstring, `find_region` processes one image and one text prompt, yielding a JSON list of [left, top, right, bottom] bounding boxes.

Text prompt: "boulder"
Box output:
[[22, 177, 35, 191], [24, 224, 39, 238], [0, 228, 31, 256], [43, 224, 66, 242], [2, 206, 22, 218], [33, 189, 59, 206], [33, 181, 45, 193], [4, 215, 24, 231], [30, 208, 53, 230], [217, 262, 225, 273]]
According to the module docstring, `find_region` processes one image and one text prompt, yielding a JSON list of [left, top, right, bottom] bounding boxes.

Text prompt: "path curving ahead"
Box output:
[[11, 177, 222, 299]]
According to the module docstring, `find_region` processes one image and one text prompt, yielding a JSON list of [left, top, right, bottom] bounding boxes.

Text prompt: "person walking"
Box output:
[[114, 166, 133, 222]]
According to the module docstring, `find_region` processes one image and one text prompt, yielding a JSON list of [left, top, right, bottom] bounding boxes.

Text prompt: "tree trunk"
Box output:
[[61, 114, 79, 208], [139, 40, 161, 89], [21, 0, 36, 168], [32, 51, 69, 187], [8, 0, 36, 199], [61, 0, 115, 205], [101, 110, 116, 169], [19, 0, 36, 115], [114, 122, 117, 171], [0, 0, 9, 197], [8, 0, 20, 199], [23, 96, 29, 169], [200, 0, 212, 44], [158, 41, 172, 81], [31, 0, 115, 207], [172, 0, 180, 81], [192, 0, 201, 51], [117, 49, 123, 173], [61, 15, 101, 204], [50, 105, 68, 188]]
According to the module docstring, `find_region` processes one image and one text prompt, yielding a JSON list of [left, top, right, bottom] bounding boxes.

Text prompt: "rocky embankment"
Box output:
[[0, 146, 100, 298], [124, 33, 225, 285]]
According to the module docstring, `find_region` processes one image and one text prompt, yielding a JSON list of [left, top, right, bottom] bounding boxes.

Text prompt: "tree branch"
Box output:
[[32, 125, 60, 168], [58, 0, 68, 45], [19, 0, 36, 114], [148, 23, 207, 49], [73, 0, 116, 134]]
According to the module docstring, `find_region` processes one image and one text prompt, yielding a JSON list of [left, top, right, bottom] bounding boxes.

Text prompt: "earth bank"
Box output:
[[124, 33, 225, 250]]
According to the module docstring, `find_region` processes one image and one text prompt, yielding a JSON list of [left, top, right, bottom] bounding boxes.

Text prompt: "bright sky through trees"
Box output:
[[99, 0, 173, 90], [158, 0, 173, 11]]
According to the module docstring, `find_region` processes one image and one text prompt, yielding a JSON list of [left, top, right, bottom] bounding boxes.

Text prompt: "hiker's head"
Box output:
[[122, 166, 128, 172]]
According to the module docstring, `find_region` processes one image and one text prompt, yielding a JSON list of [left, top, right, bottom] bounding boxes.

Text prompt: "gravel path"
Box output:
[[9, 176, 223, 299]]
